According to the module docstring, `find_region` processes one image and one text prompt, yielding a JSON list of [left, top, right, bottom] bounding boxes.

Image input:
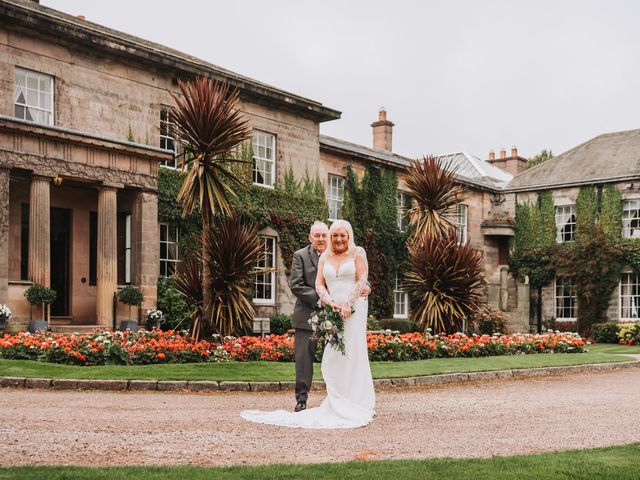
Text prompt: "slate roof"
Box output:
[[507, 129, 640, 191], [437, 152, 513, 189], [0, 0, 341, 122], [320, 136, 511, 191], [320, 135, 412, 169]]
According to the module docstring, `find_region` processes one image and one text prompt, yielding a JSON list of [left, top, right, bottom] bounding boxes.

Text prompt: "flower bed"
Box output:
[[366, 331, 586, 361], [0, 330, 586, 366], [0, 329, 228, 366]]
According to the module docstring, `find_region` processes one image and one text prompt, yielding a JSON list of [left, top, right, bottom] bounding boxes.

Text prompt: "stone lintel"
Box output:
[[481, 226, 515, 237]]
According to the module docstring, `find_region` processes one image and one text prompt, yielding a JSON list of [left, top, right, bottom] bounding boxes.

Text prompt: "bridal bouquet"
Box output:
[[308, 304, 352, 355]]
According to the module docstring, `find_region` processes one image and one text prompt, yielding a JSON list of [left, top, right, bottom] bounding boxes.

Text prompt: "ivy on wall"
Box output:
[[576, 186, 597, 239], [343, 165, 407, 319], [553, 225, 625, 335], [158, 168, 202, 255], [600, 184, 622, 241], [511, 191, 556, 289], [510, 184, 639, 335], [513, 191, 555, 252]]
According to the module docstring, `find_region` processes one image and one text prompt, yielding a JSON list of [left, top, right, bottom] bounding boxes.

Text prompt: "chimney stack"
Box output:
[[499, 148, 506, 159], [489, 150, 495, 161], [511, 146, 518, 157], [371, 107, 394, 152]]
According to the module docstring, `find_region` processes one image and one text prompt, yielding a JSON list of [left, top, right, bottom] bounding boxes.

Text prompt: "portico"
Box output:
[[0, 116, 169, 331]]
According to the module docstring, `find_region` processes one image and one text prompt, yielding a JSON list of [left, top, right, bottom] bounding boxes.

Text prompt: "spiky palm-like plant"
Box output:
[[405, 156, 465, 244], [202, 214, 267, 338], [169, 77, 252, 336], [405, 228, 485, 333], [172, 255, 204, 340]]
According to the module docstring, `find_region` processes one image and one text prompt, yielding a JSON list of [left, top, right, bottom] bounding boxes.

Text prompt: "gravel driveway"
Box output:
[[2, 369, 639, 467]]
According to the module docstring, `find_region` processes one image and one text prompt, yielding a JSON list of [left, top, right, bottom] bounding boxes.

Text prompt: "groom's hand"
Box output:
[[360, 284, 371, 298]]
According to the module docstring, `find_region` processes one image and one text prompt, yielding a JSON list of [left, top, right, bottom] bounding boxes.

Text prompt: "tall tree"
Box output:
[[527, 149, 553, 169], [170, 77, 251, 337]]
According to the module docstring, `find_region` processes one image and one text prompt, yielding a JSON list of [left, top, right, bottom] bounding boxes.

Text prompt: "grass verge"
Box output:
[[0, 344, 637, 382], [1, 444, 639, 480]]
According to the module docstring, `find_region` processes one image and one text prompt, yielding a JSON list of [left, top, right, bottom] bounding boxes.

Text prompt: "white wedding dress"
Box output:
[[240, 250, 375, 429]]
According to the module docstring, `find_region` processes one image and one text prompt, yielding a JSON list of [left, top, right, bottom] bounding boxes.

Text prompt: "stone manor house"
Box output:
[[1, 0, 639, 333]]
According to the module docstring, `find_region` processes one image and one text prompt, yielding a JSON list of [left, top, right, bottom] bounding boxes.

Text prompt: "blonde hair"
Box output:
[[326, 220, 356, 256]]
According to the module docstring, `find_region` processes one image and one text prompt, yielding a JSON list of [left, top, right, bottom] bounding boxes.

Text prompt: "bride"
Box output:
[[240, 220, 375, 429]]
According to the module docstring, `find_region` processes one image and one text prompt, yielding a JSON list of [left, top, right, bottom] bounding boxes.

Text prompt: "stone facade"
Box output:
[[515, 182, 640, 327], [0, 0, 338, 331]]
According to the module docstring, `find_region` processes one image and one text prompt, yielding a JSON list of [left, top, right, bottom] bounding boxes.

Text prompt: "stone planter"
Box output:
[[145, 319, 163, 330], [28, 320, 48, 333], [119, 320, 138, 331], [0, 317, 7, 332]]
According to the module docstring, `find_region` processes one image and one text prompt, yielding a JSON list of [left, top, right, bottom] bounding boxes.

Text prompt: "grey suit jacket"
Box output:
[[290, 245, 320, 331]]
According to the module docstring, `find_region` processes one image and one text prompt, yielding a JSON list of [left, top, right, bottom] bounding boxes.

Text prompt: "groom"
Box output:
[[290, 221, 328, 412], [290, 221, 369, 412]]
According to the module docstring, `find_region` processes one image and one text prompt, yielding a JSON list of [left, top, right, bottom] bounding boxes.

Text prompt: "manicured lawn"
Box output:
[[1, 444, 639, 480], [0, 343, 637, 382]]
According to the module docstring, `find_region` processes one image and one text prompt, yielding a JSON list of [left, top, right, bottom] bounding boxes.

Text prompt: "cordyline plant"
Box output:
[[404, 155, 485, 333], [405, 228, 485, 333], [172, 256, 204, 340], [169, 76, 252, 335], [174, 215, 269, 340], [405, 156, 465, 244], [204, 214, 268, 338]]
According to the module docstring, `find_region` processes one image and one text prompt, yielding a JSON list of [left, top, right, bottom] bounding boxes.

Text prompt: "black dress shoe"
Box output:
[[294, 401, 307, 412]]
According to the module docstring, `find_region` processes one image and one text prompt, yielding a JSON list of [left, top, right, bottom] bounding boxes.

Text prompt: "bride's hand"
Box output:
[[340, 305, 352, 319], [331, 302, 341, 313]]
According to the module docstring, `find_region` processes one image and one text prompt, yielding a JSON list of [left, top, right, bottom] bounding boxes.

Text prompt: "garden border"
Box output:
[[1, 360, 639, 393]]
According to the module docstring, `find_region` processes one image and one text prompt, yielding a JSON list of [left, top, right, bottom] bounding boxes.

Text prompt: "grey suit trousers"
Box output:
[[294, 328, 317, 402]]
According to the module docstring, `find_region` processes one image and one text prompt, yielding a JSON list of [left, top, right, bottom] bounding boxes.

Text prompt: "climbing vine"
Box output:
[[511, 184, 638, 336], [600, 184, 622, 241], [343, 165, 407, 319], [576, 186, 597, 239]]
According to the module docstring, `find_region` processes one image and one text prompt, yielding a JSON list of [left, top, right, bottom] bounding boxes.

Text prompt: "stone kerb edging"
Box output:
[[1, 360, 639, 393]]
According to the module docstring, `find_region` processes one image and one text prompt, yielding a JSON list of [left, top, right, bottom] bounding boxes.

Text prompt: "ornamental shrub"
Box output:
[[269, 314, 292, 335], [117, 285, 143, 306], [157, 277, 192, 330], [378, 318, 420, 333], [618, 323, 640, 345], [24, 283, 57, 306], [477, 305, 510, 335], [591, 323, 620, 343]]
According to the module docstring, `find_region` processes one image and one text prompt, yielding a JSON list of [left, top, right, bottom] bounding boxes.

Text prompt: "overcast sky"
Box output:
[[43, 0, 640, 161]]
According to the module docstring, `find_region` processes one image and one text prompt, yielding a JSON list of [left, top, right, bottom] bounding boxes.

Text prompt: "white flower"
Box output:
[[323, 320, 333, 330]]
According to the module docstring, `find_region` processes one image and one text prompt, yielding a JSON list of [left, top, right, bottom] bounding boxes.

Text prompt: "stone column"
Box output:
[[0, 168, 9, 303], [28, 175, 51, 287], [96, 185, 118, 326], [131, 191, 159, 312]]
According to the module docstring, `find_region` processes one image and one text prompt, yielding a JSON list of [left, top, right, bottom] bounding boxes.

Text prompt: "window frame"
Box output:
[[252, 131, 276, 188], [554, 276, 577, 321], [159, 106, 180, 169], [555, 204, 576, 243], [327, 174, 345, 221], [253, 235, 276, 305], [622, 199, 640, 239], [396, 191, 412, 232], [159, 222, 180, 278], [14, 67, 54, 126], [393, 273, 409, 319], [455, 204, 468, 244], [620, 271, 640, 321]]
